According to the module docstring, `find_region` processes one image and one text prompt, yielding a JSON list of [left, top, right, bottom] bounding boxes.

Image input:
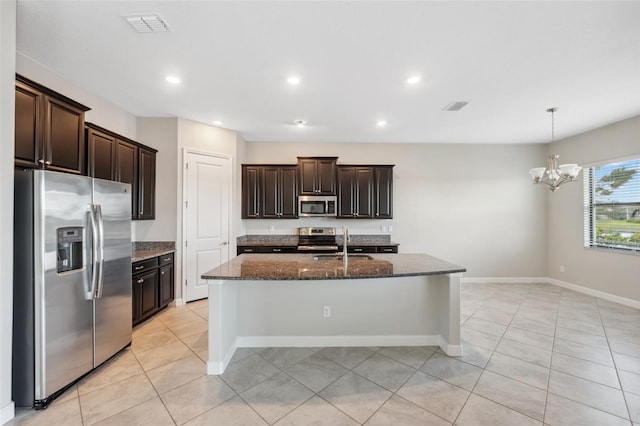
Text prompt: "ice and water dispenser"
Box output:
[[56, 227, 83, 273]]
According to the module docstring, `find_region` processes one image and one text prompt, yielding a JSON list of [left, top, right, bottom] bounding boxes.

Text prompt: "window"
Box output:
[[584, 157, 640, 253]]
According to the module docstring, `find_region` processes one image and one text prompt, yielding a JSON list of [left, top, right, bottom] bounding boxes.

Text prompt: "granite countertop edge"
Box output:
[[132, 248, 176, 262], [202, 268, 466, 281], [201, 253, 466, 281]]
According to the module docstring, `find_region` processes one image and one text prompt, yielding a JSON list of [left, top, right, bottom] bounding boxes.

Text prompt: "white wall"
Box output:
[[0, 2, 16, 423], [134, 118, 179, 242], [244, 142, 549, 278], [16, 53, 137, 140], [547, 115, 640, 302], [173, 118, 243, 301]]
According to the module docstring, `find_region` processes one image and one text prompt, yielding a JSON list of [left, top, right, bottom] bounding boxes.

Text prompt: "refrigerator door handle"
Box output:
[[94, 204, 105, 299], [88, 204, 99, 300]]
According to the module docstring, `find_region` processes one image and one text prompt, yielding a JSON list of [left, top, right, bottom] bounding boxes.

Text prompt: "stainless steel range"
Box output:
[[297, 227, 338, 253]]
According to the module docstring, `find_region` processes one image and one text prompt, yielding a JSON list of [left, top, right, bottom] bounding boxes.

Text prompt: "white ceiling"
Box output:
[[15, 1, 640, 144]]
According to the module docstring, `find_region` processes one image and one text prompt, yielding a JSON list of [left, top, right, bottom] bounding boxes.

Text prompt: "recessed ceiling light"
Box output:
[[165, 75, 181, 84], [294, 120, 306, 127], [287, 76, 301, 85], [213, 120, 223, 126], [406, 75, 421, 85], [376, 120, 388, 127]]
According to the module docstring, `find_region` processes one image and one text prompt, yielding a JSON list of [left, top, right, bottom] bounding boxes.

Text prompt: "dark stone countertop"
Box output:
[[202, 253, 465, 281], [132, 241, 176, 262], [132, 249, 175, 262]]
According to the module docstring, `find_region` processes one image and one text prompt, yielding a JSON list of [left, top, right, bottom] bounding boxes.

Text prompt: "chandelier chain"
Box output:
[[546, 107, 557, 144]]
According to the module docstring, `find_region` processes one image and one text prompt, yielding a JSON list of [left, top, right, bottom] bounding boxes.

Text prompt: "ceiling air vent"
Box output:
[[124, 14, 171, 33], [443, 101, 469, 112]]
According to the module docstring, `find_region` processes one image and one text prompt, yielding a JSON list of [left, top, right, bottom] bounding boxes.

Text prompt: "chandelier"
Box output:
[[529, 107, 582, 192]]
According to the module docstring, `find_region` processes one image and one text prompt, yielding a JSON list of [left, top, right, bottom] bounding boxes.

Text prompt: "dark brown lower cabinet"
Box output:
[[237, 246, 297, 255], [132, 252, 174, 325], [159, 254, 175, 307], [136, 270, 158, 322]]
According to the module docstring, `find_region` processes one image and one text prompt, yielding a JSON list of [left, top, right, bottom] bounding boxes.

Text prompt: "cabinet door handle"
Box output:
[[161, 271, 165, 275], [354, 248, 363, 252], [137, 278, 144, 284], [45, 161, 51, 166], [134, 265, 144, 270], [244, 248, 254, 252], [272, 248, 282, 252], [163, 257, 171, 261]]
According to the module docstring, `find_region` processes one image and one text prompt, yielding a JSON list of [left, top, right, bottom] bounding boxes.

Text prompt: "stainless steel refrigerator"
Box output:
[[13, 169, 132, 409]]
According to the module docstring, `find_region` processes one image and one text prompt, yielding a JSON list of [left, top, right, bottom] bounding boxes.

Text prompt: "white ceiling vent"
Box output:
[[124, 14, 170, 33], [443, 101, 469, 112]]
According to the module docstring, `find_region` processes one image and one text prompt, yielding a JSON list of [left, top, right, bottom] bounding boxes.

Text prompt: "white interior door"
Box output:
[[184, 151, 231, 302]]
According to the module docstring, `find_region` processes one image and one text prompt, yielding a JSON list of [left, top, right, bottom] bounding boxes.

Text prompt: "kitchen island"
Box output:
[[201, 253, 465, 375]]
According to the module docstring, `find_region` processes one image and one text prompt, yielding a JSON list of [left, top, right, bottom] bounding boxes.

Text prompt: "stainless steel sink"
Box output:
[[313, 254, 374, 261]]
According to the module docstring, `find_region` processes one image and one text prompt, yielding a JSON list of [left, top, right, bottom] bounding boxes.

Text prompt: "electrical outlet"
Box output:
[[269, 225, 275, 232], [559, 265, 565, 273], [323, 305, 331, 318], [388, 225, 393, 232]]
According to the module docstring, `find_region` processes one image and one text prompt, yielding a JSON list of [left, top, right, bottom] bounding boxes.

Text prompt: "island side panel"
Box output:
[[233, 276, 445, 347], [207, 280, 238, 375], [438, 273, 462, 356]]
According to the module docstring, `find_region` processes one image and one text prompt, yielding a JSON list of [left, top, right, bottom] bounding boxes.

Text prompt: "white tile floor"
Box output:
[[9, 282, 640, 425]]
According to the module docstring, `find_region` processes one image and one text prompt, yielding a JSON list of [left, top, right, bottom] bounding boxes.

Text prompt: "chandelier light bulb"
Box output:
[[529, 108, 582, 192]]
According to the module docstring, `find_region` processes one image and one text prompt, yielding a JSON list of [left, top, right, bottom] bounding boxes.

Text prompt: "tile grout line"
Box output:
[[458, 285, 548, 425], [596, 296, 634, 423], [542, 285, 562, 425]]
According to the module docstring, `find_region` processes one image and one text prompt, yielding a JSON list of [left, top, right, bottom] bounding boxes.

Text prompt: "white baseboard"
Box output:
[[206, 339, 238, 375], [173, 298, 185, 307], [462, 276, 640, 310], [547, 278, 640, 310], [438, 336, 463, 357], [1, 401, 15, 425], [461, 277, 547, 284], [236, 335, 441, 348]]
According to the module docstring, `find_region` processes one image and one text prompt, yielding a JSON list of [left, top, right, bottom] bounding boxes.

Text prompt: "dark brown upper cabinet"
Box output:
[[375, 166, 394, 219], [87, 122, 156, 221], [338, 165, 394, 219], [262, 166, 298, 219], [337, 166, 374, 218], [115, 138, 138, 220], [137, 147, 156, 220], [86, 125, 117, 180], [297, 157, 337, 195], [242, 165, 298, 219], [242, 166, 262, 219], [15, 75, 90, 174]]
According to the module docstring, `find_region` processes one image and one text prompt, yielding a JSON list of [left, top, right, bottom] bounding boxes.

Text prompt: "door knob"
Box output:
[[221, 241, 228, 245]]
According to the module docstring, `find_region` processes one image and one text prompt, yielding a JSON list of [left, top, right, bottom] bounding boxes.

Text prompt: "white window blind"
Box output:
[[583, 157, 640, 253]]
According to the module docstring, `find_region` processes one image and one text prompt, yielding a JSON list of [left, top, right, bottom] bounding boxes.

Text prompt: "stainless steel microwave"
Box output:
[[298, 195, 337, 217]]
